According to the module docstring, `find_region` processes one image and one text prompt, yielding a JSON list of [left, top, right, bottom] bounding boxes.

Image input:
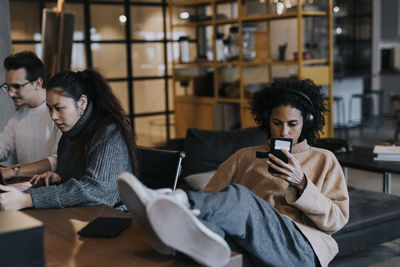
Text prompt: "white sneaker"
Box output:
[[117, 172, 175, 255], [147, 195, 231, 267]]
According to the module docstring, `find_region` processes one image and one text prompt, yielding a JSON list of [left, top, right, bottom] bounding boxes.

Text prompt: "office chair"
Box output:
[[136, 146, 185, 190]]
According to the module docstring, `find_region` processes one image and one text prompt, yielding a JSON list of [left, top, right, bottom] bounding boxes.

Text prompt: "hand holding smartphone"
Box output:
[[268, 137, 293, 174]]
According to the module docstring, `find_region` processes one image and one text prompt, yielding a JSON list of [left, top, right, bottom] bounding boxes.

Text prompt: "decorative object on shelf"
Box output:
[[216, 33, 225, 62], [278, 42, 287, 61], [226, 26, 239, 61], [293, 51, 311, 60], [179, 36, 190, 63], [224, 26, 257, 61], [242, 26, 257, 61]]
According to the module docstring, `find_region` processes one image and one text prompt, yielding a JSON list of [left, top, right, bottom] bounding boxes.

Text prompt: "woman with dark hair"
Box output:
[[117, 79, 349, 267], [0, 69, 136, 210], [251, 78, 327, 145]]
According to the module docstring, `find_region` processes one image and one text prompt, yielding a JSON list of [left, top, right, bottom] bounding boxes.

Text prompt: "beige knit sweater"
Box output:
[[203, 139, 349, 267]]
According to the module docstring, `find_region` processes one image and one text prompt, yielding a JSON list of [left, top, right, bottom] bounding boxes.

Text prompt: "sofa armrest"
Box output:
[[333, 188, 400, 256]]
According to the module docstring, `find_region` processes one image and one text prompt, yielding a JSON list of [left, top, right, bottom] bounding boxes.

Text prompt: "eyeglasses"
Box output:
[[0, 81, 32, 93]]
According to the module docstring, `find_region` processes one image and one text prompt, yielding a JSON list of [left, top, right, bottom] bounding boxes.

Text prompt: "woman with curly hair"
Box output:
[[251, 78, 327, 145], [117, 79, 349, 267]]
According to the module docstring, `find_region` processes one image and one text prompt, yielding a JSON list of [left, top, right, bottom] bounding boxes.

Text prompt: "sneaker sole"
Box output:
[[147, 196, 231, 267], [117, 172, 174, 255]]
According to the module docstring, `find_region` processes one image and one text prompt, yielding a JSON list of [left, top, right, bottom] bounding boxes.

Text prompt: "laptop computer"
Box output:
[[0, 169, 32, 193]]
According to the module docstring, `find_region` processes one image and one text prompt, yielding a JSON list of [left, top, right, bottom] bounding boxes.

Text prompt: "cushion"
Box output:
[[184, 170, 216, 191], [181, 127, 266, 178], [333, 188, 400, 256]]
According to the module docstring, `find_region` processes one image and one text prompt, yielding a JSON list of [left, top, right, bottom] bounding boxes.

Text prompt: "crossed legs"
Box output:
[[118, 173, 316, 267], [187, 184, 316, 266]]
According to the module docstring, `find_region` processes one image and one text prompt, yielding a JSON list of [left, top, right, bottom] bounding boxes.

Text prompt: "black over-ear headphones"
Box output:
[[266, 88, 314, 129]]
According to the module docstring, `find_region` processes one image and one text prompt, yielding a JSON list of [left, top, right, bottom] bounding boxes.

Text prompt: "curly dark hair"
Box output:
[[250, 79, 328, 145]]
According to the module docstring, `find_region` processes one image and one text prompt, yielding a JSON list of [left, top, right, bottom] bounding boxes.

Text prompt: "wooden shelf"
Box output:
[[303, 59, 329, 65], [176, 95, 216, 104], [242, 12, 298, 22], [215, 61, 240, 66], [169, 0, 212, 7], [173, 62, 215, 67], [170, 0, 334, 138], [242, 60, 298, 66], [214, 18, 238, 25], [214, 0, 237, 4], [242, 11, 328, 22], [172, 21, 212, 27], [216, 97, 242, 103], [174, 59, 316, 67], [303, 11, 328, 17]]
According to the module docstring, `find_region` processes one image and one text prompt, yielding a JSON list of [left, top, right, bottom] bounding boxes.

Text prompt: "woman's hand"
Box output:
[[29, 171, 61, 187], [0, 185, 33, 210], [267, 149, 307, 192]]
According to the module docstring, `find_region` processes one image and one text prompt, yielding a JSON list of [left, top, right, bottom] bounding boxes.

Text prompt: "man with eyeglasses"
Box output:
[[0, 51, 60, 180]]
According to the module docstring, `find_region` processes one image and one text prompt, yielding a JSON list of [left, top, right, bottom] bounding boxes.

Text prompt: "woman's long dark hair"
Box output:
[[46, 69, 138, 175]]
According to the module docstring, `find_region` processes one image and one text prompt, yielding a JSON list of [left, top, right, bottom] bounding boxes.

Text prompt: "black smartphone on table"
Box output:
[[268, 137, 293, 174], [78, 217, 133, 238]]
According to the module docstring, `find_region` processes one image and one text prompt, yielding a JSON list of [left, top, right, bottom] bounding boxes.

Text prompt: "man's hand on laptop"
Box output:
[[0, 167, 15, 180]]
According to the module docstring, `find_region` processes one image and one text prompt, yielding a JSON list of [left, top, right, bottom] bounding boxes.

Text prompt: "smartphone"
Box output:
[[78, 217, 132, 238], [268, 137, 293, 174]]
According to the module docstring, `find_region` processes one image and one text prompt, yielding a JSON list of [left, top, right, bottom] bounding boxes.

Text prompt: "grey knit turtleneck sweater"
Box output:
[[30, 103, 133, 209]]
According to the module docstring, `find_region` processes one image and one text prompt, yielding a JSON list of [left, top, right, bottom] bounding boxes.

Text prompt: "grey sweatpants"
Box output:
[[187, 184, 317, 267]]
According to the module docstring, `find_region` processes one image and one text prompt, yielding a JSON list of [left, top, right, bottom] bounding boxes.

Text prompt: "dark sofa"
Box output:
[[165, 127, 400, 257]]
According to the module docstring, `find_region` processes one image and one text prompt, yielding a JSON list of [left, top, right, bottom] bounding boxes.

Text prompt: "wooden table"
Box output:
[[23, 206, 242, 267], [336, 146, 400, 194]]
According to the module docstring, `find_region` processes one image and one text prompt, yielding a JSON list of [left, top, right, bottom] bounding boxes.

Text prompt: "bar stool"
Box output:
[[371, 89, 395, 126], [348, 93, 378, 136], [333, 96, 349, 139]]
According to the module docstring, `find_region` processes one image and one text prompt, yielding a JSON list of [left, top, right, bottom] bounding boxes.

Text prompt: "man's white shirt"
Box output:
[[0, 101, 61, 170]]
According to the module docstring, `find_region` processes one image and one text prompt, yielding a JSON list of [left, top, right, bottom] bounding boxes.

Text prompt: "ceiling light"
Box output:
[[180, 12, 190, 20], [119, 15, 127, 24], [333, 6, 340, 13]]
